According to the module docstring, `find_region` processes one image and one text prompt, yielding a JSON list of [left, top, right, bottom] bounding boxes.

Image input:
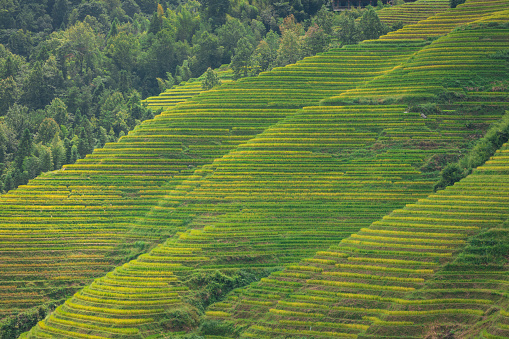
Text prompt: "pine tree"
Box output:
[[108, 18, 119, 40], [77, 129, 88, 158], [15, 129, 32, 170], [148, 4, 164, 34], [39, 146, 53, 173], [52, 0, 70, 28], [70, 144, 79, 163]]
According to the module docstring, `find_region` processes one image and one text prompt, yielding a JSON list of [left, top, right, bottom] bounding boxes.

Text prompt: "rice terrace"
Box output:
[[0, 0, 509, 338]]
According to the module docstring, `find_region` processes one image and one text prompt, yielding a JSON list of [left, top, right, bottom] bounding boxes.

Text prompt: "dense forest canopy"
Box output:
[[0, 0, 394, 194]]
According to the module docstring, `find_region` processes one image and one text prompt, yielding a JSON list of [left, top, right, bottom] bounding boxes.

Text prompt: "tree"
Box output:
[[359, 6, 388, 40], [5, 104, 32, 138], [231, 37, 254, 78], [201, 0, 230, 27], [450, 0, 466, 7], [51, 135, 66, 170], [143, 29, 177, 79], [157, 72, 175, 93], [70, 144, 79, 163], [38, 145, 53, 172], [22, 62, 47, 109], [275, 16, 304, 67], [148, 4, 164, 34], [2, 54, 20, 78], [42, 56, 64, 105], [52, 0, 70, 28], [15, 128, 32, 170], [0, 125, 8, 165], [23, 156, 40, 179], [175, 60, 192, 84], [8, 29, 33, 56], [313, 5, 335, 35], [434, 163, 464, 191], [122, 0, 141, 17], [201, 67, 221, 90], [0, 76, 18, 114], [216, 17, 250, 63], [58, 21, 101, 76], [36, 118, 60, 145], [103, 0, 126, 20], [107, 32, 140, 71], [338, 12, 360, 45], [69, 2, 107, 24], [3, 171, 13, 192], [303, 23, 329, 56], [98, 126, 108, 147], [46, 98, 69, 126], [107, 17, 119, 39], [77, 128, 89, 158], [175, 6, 200, 42], [191, 30, 222, 75]]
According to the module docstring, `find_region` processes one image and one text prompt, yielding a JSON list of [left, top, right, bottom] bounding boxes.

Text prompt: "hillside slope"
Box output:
[[377, 0, 450, 26], [223, 141, 509, 339], [14, 38, 431, 338], [201, 16, 509, 339], [0, 13, 434, 338], [18, 1, 509, 338]]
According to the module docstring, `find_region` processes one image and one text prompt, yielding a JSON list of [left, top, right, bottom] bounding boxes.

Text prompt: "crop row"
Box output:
[[210, 142, 509, 338]]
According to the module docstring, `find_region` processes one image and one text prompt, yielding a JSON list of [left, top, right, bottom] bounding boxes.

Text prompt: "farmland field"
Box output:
[[1, 0, 508, 338]]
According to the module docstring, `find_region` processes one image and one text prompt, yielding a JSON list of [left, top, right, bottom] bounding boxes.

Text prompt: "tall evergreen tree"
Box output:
[[15, 129, 32, 170], [52, 0, 70, 29], [108, 17, 119, 40]]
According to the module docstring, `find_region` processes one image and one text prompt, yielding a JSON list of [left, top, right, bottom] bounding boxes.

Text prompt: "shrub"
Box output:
[[450, 0, 466, 8], [159, 305, 200, 332], [434, 111, 509, 191]]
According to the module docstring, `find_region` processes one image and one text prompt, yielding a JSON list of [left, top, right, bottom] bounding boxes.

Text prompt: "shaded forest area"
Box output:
[[0, 0, 395, 193]]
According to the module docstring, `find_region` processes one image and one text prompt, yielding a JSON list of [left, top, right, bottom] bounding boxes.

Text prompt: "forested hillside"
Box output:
[[1, 0, 508, 338]]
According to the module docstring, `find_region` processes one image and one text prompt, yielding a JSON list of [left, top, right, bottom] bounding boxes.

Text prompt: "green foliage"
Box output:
[[184, 269, 277, 312], [433, 162, 463, 191], [159, 305, 200, 332], [176, 60, 193, 84], [70, 144, 79, 163], [275, 15, 304, 67], [199, 319, 244, 337], [0, 302, 59, 339], [434, 111, 509, 191], [36, 118, 59, 144], [450, 0, 466, 8], [15, 128, 32, 170], [231, 37, 254, 78], [201, 67, 221, 90], [489, 48, 509, 61], [450, 226, 509, 268], [201, 0, 230, 27], [251, 30, 279, 74], [359, 6, 389, 40], [338, 12, 361, 45]]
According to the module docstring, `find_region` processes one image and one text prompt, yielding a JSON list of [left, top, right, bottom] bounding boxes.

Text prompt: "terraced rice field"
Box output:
[[377, 0, 450, 26], [7, 0, 509, 338], [380, 0, 509, 40], [141, 68, 234, 110], [0, 21, 431, 328], [212, 142, 509, 338]]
